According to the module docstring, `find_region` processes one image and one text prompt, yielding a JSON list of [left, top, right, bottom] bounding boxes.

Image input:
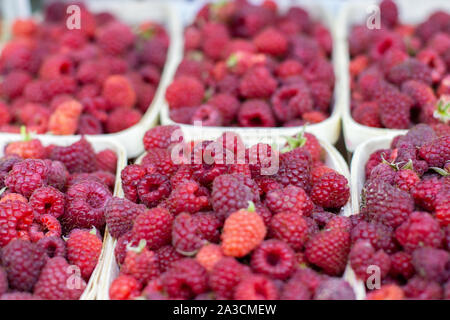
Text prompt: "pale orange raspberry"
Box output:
[[196, 243, 223, 271], [48, 99, 82, 135]]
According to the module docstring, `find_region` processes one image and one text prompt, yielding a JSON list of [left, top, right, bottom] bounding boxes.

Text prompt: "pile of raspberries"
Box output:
[[349, 0, 450, 130], [348, 124, 450, 300], [0, 1, 168, 134], [107, 125, 354, 300], [165, 0, 334, 127], [0, 134, 118, 300]]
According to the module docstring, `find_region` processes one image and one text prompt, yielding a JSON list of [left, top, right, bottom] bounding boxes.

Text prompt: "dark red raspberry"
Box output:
[[109, 275, 142, 300], [239, 66, 277, 99], [90, 171, 115, 191], [290, 35, 321, 64], [143, 125, 182, 151], [251, 239, 295, 280], [395, 211, 444, 252], [234, 274, 278, 300], [165, 76, 204, 109], [369, 163, 397, 184], [136, 173, 171, 208], [403, 276, 443, 300], [277, 148, 311, 191], [281, 278, 311, 300], [0, 200, 34, 247], [311, 172, 350, 209], [401, 80, 436, 108], [5, 159, 49, 197], [141, 148, 177, 176], [253, 27, 287, 56], [395, 169, 420, 192], [271, 84, 313, 122], [211, 174, 259, 218], [326, 216, 352, 232], [45, 160, 69, 191], [37, 236, 66, 259], [314, 278, 355, 300], [351, 221, 396, 253], [1, 70, 32, 100], [191, 104, 223, 126], [349, 240, 390, 281], [162, 258, 208, 299], [201, 21, 230, 60], [247, 143, 278, 178], [29, 186, 65, 218], [411, 176, 443, 211], [389, 251, 414, 280], [105, 108, 142, 133], [172, 212, 205, 255], [412, 247, 449, 282], [122, 239, 160, 285], [378, 87, 413, 129], [97, 21, 134, 55], [95, 149, 117, 174], [305, 229, 351, 276], [131, 207, 173, 250], [49, 137, 97, 174], [419, 136, 450, 168], [63, 180, 112, 230], [105, 197, 145, 238], [265, 185, 313, 216], [311, 210, 336, 227], [1, 239, 46, 292], [387, 59, 432, 86], [121, 164, 148, 202], [352, 101, 381, 128], [207, 94, 240, 125], [379, 0, 398, 27], [164, 180, 210, 215], [0, 156, 22, 189], [238, 99, 276, 127], [290, 268, 324, 295], [365, 149, 393, 179], [139, 36, 168, 68], [209, 257, 250, 299], [435, 185, 450, 227], [66, 228, 102, 280], [155, 245, 183, 273], [115, 231, 136, 266], [29, 214, 62, 242]]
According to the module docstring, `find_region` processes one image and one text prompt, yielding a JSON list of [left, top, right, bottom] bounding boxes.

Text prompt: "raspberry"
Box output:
[[95, 149, 117, 174], [115, 232, 135, 266], [143, 125, 182, 151], [239, 66, 277, 99], [0, 70, 32, 100], [5, 135, 46, 160], [77, 115, 102, 135], [412, 247, 449, 282], [106, 108, 142, 133], [29, 186, 65, 218], [302, 111, 328, 123], [234, 274, 278, 300], [196, 243, 223, 272], [122, 240, 160, 285], [291, 35, 321, 64], [184, 26, 201, 51], [97, 21, 134, 55], [401, 80, 436, 108], [1, 239, 46, 291], [191, 104, 223, 126], [265, 185, 313, 216], [105, 197, 145, 238], [380, 0, 398, 27], [281, 278, 311, 300], [141, 148, 177, 176], [39, 54, 73, 79], [253, 27, 287, 56], [378, 88, 412, 129], [155, 245, 183, 273], [411, 177, 443, 211], [109, 275, 141, 300], [0, 193, 27, 204], [207, 94, 240, 125], [166, 76, 204, 109], [311, 172, 350, 209], [121, 165, 148, 202], [369, 162, 396, 184], [1, 292, 41, 300], [136, 173, 171, 208], [276, 60, 303, 79], [37, 236, 66, 259], [201, 22, 230, 60], [387, 59, 432, 86], [0, 200, 33, 246], [352, 102, 381, 128], [366, 284, 405, 300], [395, 211, 444, 252], [172, 213, 204, 255], [139, 37, 168, 69], [67, 228, 102, 280], [0, 102, 11, 127], [403, 276, 443, 300], [311, 166, 335, 186], [305, 229, 351, 276], [50, 137, 97, 174], [364, 181, 414, 228], [221, 204, 266, 258], [283, 131, 322, 163], [277, 148, 311, 191], [304, 58, 335, 87], [5, 159, 49, 197], [162, 258, 208, 299], [314, 279, 356, 300], [251, 239, 295, 280], [271, 84, 313, 122], [29, 214, 62, 242], [326, 216, 352, 232], [48, 99, 82, 135], [24, 81, 47, 103], [394, 169, 420, 192], [131, 208, 173, 250], [349, 240, 390, 281], [0, 156, 22, 188], [351, 220, 396, 253], [164, 180, 209, 215], [63, 180, 112, 230], [419, 136, 450, 168], [102, 75, 136, 109], [211, 174, 259, 218], [389, 251, 414, 280], [435, 186, 450, 227], [238, 99, 276, 127]]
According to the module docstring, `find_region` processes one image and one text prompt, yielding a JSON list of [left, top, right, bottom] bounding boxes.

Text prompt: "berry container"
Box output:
[[159, 0, 345, 146], [0, 135, 127, 300], [0, 0, 183, 158], [95, 132, 353, 300], [338, 0, 450, 152]]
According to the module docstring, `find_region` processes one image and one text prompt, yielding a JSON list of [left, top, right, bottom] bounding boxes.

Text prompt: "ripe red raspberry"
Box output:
[[253, 27, 287, 56], [314, 278, 356, 300], [234, 274, 278, 300], [143, 125, 182, 151], [311, 166, 335, 185], [5, 135, 46, 159], [239, 66, 277, 99], [379, 0, 398, 27], [67, 228, 102, 280], [5, 159, 49, 197], [164, 180, 209, 215], [251, 239, 295, 280], [165, 76, 204, 109], [131, 207, 174, 250], [207, 94, 240, 125], [29, 186, 65, 218], [389, 251, 414, 280], [141, 148, 177, 176], [349, 240, 390, 281], [195, 243, 223, 272], [37, 236, 66, 259], [326, 216, 352, 232], [184, 26, 201, 50], [265, 185, 313, 216], [394, 169, 420, 192], [105, 197, 145, 238], [139, 37, 168, 69], [95, 149, 117, 174], [387, 59, 432, 86], [97, 21, 134, 55], [0, 70, 32, 100], [403, 276, 443, 300], [109, 275, 141, 300], [378, 88, 413, 129], [352, 101, 381, 128], [115, 232, 135, 266], [412, 247, 449, 282], [172, 212, 204, 255], [106, 108, 142, 133], [435, 186, 450, 227], [237, 99, 276, 127], [63, 180, 112, 230], [277, 148, 312, 191], [155, 245, 183, 273], [305, 228, 351, 276], [221, 204, 267, 258], [75, 114, 102, 135], [365, 149, 393, 178], [0, 200, 33, 246], [29, 214, 62, 242], [271, 84, 313, 122], [191, 104, 224, 126], [285, 132, 323, 163], [351, 220, 396, 253], [401, 80, 436, 108], [211, 174, 259, 218], [201, 21, 230, 60], [162, 258, 208, 299], [290, 35, 321, 65], [369, 162, 396, 184], [50, 137, 97, 174], [102, 75, 136, 109], [411, 177, 443, 211], [364, 181, 414, 228], [311, 172, 350, 209], [1, 292, 41, 300], [276, 60, 303, 79], [395, 211, 444, 252], [1, 239, 46, 292], [281, 278, 311, 300], [136, 173, 171, 208], [0, 193, 27, 204], [122, 240, 160, 285], [209, 257, 250, 299], [38, 54, 74, 80], [419, 136, 450, 168]]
